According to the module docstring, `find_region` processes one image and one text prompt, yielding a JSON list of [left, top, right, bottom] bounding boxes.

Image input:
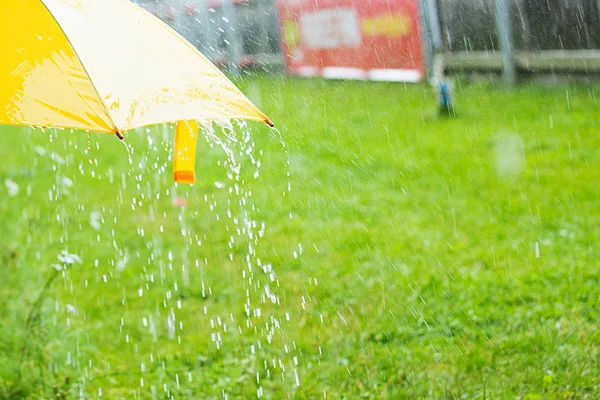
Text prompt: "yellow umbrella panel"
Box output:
[[0, 0, 272, 184]]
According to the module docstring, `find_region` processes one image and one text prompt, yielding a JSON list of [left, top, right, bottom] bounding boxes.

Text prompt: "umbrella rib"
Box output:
[[38, 0, 120, 136]]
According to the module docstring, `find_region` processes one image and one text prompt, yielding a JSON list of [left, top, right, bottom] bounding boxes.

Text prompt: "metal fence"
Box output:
[[439, 0, 600, 51], [135, 0, 600, 80]]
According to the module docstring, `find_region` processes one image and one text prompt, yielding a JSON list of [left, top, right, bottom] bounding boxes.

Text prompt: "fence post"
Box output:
[[223, 0, 242, 77], [494, 0, 516, 86], [271, 0, 287, 73], [597, 1, 600, 41], [419, 0, 443, 84]]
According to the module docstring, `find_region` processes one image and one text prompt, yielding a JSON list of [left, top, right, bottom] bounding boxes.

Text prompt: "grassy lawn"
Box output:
[[1, 76, 599, 399]]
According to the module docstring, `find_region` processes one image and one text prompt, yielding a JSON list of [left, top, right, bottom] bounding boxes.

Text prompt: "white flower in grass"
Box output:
[[90, 211, 102, 231], [4, 179, 19, 197], [66, 304, 77, 315], [53, 250, 82, 271]]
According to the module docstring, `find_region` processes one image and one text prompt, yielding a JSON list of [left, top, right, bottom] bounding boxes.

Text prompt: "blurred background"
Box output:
[[132, 0, 600, 82], [1, 0, 600, 399]]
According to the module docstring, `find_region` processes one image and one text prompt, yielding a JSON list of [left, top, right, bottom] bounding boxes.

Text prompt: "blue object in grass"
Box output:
[[440, 82, 451, 109], [439, 81, 454, 116]]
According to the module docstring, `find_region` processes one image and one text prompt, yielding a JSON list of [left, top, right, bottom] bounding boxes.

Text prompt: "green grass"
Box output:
[[1, 76, 599, 399]]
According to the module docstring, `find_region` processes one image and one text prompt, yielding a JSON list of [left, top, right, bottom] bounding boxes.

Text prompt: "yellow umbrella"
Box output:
[[0, 0, 272, 184]]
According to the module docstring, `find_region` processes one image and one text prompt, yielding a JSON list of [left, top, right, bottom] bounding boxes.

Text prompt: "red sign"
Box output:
[[277, 0, 425, 82]]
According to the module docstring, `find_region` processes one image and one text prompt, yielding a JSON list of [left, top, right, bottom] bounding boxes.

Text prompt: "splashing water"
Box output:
[[193, 120, 299, 396], [24, 120, 301, 399]]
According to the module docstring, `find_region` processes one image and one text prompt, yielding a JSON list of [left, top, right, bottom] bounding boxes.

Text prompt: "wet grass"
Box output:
[[1, 76, 600, 399]]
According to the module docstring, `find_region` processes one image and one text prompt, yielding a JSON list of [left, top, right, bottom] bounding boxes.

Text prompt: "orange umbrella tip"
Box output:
[[174, 170, 195, 184], [265, 118, 275, 128]]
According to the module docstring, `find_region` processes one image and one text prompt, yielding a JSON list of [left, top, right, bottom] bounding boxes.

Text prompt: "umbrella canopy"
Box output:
[[0, 0, 272, 183]]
